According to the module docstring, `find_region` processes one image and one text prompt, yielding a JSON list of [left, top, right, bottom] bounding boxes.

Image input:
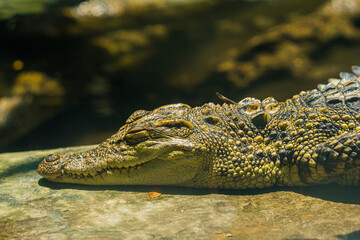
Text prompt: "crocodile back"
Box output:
[[300, 68, 360, 112], [188, 66, 360, 188]]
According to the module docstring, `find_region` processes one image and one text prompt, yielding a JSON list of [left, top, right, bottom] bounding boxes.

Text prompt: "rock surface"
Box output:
[[2, 146, 360, 239]]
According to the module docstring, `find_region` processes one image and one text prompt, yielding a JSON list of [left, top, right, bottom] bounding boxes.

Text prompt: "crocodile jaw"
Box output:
[[38, 138, 204, 186], [45, 155, 202, 186]]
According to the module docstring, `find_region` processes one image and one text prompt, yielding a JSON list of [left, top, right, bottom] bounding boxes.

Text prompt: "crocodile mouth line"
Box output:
[[55, 162, 148, 181]]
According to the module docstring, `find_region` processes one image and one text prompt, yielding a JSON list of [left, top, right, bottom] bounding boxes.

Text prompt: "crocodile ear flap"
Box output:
[[251, 112, 270, 130], [204, 116, 222, 126]]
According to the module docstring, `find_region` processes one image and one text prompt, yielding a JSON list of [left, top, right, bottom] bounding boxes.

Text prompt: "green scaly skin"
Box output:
[[38, 66, 360, 189]]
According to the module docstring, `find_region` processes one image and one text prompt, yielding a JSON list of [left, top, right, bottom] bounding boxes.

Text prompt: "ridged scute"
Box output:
[[313, 66, 360, 110]]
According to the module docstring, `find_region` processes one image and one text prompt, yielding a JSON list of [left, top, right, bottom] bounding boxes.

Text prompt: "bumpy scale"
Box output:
[[38, 66, 360, 189]]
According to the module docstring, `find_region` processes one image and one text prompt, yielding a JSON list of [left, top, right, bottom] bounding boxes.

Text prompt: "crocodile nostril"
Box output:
[[45, 154, 60, 162]]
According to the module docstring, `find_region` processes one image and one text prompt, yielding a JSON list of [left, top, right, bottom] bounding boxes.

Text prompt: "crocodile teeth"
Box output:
[[100, 160, 108, 168], [109, 162, 117, 168], [60, 159, 148, 179]]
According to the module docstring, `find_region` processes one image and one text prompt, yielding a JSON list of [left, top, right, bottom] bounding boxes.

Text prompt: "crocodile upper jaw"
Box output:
[[45, 155, 203, 186], [38, 138, 204, 186]]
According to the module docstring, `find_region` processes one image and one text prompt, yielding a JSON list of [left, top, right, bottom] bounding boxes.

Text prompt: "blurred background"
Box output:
[[1, 0, 360, 153]]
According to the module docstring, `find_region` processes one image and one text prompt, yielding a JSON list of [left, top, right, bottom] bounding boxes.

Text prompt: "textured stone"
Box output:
[[1, 145, 360, 239]]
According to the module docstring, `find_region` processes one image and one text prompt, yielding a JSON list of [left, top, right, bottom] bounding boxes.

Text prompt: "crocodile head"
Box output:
[[38, 104, 211, 187]]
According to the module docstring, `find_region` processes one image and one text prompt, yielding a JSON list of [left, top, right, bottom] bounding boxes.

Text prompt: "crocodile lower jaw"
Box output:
[[55, 163, 146, 180], [54, 162, 147, 182], [46, 154, 203, 186]]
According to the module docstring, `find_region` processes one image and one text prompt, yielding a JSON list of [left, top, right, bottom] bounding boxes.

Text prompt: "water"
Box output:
[[0, 0, 352, 153]]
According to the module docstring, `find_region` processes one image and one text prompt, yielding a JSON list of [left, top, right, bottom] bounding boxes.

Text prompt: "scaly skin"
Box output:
[[38, 66, 360, 189]]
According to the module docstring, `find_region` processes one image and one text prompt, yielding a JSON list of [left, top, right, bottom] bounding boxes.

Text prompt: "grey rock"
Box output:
[[1, 145, 360, 239]]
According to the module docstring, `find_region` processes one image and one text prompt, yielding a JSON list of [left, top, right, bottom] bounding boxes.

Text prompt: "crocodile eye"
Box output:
[[154, 119, 194, 138], [124, 130, 150, 145], [156, 119, 194, 129]]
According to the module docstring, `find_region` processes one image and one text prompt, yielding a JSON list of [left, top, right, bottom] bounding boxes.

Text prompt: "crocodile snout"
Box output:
[[38, 154, 65, 178]]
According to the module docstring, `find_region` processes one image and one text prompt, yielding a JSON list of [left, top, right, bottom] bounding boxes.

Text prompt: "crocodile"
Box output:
[[38, 66, 360, 189]]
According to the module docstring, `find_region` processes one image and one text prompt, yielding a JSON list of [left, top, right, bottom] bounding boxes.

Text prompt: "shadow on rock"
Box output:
[[337, 230, 360, 240], [38, 178, 360, 204], [0, 159, 41, 179]]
